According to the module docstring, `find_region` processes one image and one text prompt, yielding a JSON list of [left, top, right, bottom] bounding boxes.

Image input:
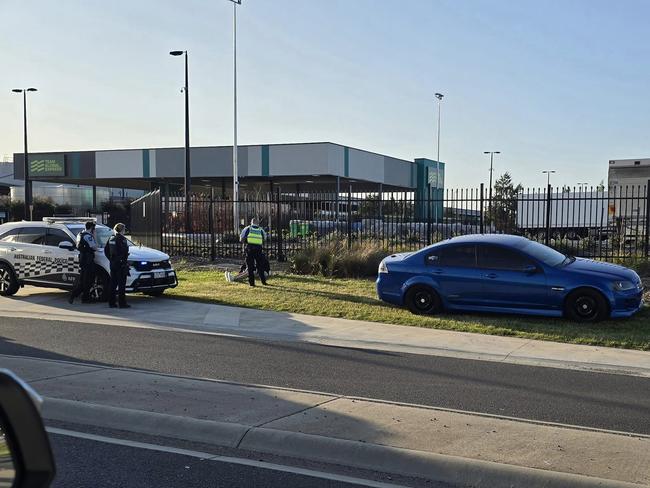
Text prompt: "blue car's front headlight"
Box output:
[[613, 280, 636, 292]]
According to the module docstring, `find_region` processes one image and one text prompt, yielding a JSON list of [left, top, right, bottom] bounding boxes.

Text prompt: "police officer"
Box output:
[[106, 222, 130, 308], [239, 218, 267, 286], [68, 221, 98, 304]]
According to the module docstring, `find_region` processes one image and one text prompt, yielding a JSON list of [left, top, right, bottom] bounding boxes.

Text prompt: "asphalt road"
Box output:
[[49, 432, 413, 488], [1, 317, 649, 434]]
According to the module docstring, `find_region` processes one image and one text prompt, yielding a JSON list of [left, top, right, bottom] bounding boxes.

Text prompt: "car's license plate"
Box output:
[[154, 271, 166, 279]]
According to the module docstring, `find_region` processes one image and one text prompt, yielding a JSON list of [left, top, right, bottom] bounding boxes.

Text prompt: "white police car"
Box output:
[[0, 218, 177, 300]]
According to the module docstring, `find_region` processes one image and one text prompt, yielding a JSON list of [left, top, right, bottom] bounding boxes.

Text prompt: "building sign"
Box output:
[[427, 163, 444, 189], [28, 154, 65, 177], [427, 165, 438, 188]]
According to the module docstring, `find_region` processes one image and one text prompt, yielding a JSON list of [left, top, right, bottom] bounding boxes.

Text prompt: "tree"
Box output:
[[490, 172, 523, 233]]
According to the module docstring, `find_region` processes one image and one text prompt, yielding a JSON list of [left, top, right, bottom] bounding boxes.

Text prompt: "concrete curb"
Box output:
[[43, 397, 645, 488], [44, 397, 249, 448]]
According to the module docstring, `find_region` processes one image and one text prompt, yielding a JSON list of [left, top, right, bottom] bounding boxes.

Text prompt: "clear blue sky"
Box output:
[[1, 0, 649, 188]]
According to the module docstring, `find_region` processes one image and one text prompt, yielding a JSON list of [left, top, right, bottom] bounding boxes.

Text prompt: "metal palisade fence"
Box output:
[[129, 182, 650, 262]]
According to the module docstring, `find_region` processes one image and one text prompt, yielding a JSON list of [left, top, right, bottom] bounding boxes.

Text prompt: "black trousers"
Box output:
[[70, 259, 95, 301], [108, 262, 128, 306], [245, 245, 267, 285]]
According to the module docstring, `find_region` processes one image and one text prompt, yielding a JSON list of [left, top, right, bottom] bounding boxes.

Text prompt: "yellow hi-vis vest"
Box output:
[[247, 226, 263, 245]]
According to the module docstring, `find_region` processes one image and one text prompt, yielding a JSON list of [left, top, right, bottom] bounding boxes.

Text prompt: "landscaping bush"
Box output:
[[289, 241, 389, 278]]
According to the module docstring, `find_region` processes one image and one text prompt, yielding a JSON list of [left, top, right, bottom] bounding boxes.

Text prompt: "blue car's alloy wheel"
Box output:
[[566, 289, 608, 322], [405, 286, 441, 315]]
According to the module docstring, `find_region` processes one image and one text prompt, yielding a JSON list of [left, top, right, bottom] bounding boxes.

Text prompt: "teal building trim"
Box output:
[[262, 145, 270, 177], [414, 158, 445, 220], [69, 153, 81, 178], [142, 150, 150, 178], [344, 147, 350, 177]]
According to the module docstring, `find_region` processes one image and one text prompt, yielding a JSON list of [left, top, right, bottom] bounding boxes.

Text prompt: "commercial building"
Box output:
[[1, 161, 141, 213], [13, 141, 445, 213]]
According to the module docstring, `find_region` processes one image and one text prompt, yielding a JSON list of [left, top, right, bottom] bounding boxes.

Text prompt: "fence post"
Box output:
[[545, 183, 552, 246], [276, 187, 284, 262], [347, 189, 352, 249], [479, 183, 485, 234], [209, 189, 216, 262], [426, 185, 432, 245], [645, 180, 650, 257], [157, 190, 163, 252]]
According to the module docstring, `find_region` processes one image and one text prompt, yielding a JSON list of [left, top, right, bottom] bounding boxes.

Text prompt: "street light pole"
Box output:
[[484, 151, 500, 222], [434, 93, 443, 163], [228, 0, 242, 234], [169, 50, 192, 233], [12, 88, 37, 221], [542, 170, 556, 187], [542, 169, 555, 188]]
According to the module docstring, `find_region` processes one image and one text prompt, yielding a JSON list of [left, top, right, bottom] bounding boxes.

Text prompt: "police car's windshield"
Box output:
[[66, 224, 133, 248]]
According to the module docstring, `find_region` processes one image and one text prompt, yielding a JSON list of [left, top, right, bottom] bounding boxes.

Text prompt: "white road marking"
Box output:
[[46, 427, 406, 488]]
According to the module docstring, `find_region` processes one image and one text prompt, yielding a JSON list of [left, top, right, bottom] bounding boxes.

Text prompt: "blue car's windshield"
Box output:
[[520, 240, 567, 267]]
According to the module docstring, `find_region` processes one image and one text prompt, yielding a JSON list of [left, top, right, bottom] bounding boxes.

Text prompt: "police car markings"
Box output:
[[13, 253, 78, 280]]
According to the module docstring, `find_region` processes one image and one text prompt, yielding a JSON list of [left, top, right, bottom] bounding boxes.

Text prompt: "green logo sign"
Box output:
[[28, 154, 65, 177]]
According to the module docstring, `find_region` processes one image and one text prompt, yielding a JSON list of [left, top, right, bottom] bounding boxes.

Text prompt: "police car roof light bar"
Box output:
[[42, 217, 97, 223]]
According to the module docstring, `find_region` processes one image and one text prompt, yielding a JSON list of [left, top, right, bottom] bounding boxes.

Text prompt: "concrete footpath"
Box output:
[[1, 354, 648, 487], [1, 288, 650, 378]]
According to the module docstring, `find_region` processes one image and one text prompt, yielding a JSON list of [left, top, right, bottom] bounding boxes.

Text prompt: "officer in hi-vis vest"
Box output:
[[239, 218, 268, 286]]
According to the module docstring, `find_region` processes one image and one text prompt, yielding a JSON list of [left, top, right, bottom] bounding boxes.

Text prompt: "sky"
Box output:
[[1, 0, 649, 189]]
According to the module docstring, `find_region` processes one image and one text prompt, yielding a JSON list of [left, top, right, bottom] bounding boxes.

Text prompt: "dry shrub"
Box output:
[[289, 241, 389, 278]]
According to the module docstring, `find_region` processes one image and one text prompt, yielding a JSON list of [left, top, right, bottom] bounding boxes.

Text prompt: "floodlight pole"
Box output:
[[542, 170, 556, 187], [12, 88, 37, 221], [169, 50, 192, 233], [229, 0, 242, 234]]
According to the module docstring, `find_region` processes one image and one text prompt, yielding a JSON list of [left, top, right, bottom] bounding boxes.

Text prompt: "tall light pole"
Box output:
[[229, 0, 242, 233], [434, 93, 444, 163], [169, 50, 192, 233], [484, 151, 500, 220], [12, 88, 37, 221], [542, 170, 556, 187]]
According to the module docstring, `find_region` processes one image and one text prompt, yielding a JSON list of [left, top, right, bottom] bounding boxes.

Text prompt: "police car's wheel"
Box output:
[[0, 264, 19, 297], [90, 270, 109, 302]]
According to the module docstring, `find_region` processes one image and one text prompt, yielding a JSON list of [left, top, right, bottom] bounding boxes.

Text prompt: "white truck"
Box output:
[[516, 190, 610, 237], [0, 217, 177, 299]]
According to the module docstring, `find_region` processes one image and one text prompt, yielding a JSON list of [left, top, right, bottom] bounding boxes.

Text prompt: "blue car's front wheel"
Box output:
[[565, 288, 609, 322], [405, 286, 442, 315]]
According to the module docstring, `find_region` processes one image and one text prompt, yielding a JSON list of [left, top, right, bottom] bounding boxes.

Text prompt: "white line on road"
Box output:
[[46, 427, 408, 488]]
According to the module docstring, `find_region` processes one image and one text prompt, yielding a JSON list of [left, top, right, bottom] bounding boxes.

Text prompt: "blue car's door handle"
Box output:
[[432, 269, 444, 275], [485, 273, 498, 279]]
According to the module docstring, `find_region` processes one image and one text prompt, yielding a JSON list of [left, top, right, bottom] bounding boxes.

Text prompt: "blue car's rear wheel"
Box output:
[[405, 286, 441, 315], [565, 289, 608, 322]]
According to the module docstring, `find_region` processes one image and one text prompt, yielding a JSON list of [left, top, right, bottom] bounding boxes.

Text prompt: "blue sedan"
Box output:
[[376, 235, 644, 322]]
